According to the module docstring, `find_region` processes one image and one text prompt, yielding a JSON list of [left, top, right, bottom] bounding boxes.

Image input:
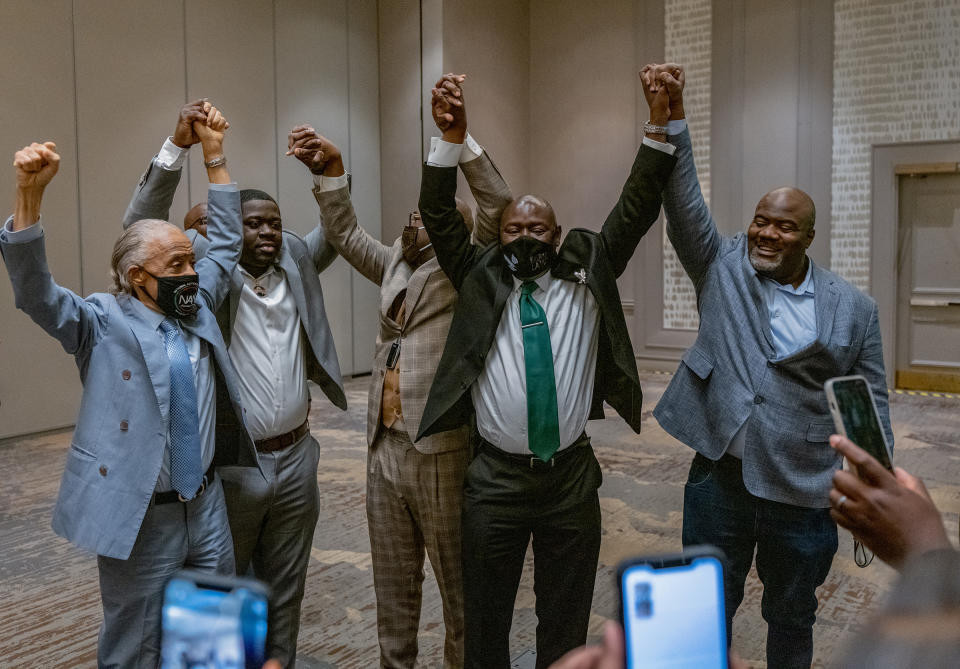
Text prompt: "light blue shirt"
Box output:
[[760, 260, 816, 359]]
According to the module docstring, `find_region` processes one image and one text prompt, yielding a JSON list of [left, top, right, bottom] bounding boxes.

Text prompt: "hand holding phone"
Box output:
[[824, 375, 892, 471], [618, 547, 728, 669]]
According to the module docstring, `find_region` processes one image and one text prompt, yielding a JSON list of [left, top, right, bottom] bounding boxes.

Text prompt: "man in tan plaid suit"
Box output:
[[287, 81, 512, 669]]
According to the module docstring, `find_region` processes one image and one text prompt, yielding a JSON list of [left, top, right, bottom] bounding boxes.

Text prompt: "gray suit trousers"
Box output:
[[219, 433, 321, 668], [96, 474, 235, 669]]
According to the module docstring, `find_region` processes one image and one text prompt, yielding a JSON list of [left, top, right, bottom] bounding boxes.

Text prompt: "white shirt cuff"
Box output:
[[156, 137, 189, 171], [312, 172, 350, 192], [667, 119, 687, 135], [642, 136, 677, 156], [2, 215, 44, 242], [427, 133, 483, 167]]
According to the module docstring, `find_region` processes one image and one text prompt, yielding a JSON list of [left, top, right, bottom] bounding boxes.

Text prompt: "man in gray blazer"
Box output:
[[286, 79, 512, 668], [1, 112, 261, 668], [644, 65, 892, 668], [122, 100, 346, 668]]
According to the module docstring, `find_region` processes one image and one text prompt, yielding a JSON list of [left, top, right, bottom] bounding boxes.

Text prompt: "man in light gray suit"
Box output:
[[123, 101, 346, 667], [644, 65, 892, 668], [1, 109, 260, 668], [285, 74, 512, 668]]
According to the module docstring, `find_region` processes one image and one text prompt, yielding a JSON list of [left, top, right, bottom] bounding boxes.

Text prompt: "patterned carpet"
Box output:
[[1, 371, 957, 668]]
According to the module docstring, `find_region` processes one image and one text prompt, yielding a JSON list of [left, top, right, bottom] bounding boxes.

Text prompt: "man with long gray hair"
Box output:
[[0, 105, 262, 668]]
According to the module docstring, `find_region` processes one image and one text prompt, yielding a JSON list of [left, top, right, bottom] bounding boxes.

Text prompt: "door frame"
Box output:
[[870, 140, 960, 388]]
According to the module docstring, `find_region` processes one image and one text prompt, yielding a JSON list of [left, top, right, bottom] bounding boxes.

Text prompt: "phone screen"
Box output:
[[829, 378, 892, 470], [161, 574, 268, 669], [621, 556, 727, 669]]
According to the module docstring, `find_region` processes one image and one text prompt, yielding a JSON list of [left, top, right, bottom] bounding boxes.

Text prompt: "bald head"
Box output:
[[758, 187, 816, 232], [747, 186, 817, 287], [499, 194, 560, 247], [183, 202, 208, 238]]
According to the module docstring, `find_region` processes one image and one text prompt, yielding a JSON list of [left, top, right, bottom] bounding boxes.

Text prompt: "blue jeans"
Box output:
[[682, 453, 837, 669]]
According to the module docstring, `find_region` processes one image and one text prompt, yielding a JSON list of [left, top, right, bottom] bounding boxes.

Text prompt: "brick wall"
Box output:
[[663, 0, 711, 330], [832, 0, 960, 289]]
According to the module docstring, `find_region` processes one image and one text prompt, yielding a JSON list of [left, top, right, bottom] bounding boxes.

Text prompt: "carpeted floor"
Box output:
[[1, 371, 957, 668]]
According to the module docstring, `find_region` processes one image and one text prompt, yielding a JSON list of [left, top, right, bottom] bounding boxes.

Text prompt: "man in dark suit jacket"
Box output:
[[415, 75, 678, 669], [644, 64, 892, 668], [122, 101, 346, 667]]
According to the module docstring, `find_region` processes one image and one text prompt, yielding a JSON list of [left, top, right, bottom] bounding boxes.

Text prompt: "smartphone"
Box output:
[[618, 547, 728, 669], [824, 375, 893, 471], [160, 569, 269, 669]]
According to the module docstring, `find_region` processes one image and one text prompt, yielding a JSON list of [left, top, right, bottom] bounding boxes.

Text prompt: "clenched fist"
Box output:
[[14, 141, 60, 192]]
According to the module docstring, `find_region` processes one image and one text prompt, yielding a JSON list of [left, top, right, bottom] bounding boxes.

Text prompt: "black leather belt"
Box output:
[[154, 463, 216, 505], [256, 418, 310, 453], [479, 432, 590, 470]]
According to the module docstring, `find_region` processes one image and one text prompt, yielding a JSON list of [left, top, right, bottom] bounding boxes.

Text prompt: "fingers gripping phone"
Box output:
[[824, 375, 893, 471], [161, 570, 269, 669], [618, 547, 728, 669]]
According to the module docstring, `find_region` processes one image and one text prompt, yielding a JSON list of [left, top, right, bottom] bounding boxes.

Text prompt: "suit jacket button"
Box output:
[[99, 465, 108, 477], [753, 395, 764, 405], [122, 370, 132, 380], [120, 420, 129, 431]]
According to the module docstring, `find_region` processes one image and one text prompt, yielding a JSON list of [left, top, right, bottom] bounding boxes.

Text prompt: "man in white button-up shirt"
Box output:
[[416, 75, 678, 669], [123, 103, 347, 667]]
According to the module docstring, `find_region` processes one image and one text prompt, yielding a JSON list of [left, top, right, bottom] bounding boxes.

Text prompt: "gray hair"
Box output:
[[108, 219, 178, 295]]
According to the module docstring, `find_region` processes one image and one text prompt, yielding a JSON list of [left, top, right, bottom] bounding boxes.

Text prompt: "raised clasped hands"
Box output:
[[285, 125, 343, 177], [640, 63, 686, 125], [431, 73, 467, 141], [193, 102, 229, 149]]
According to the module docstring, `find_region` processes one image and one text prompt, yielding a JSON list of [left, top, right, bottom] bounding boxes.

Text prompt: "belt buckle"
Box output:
[[177, 474, 208, 503], [529, 456, 555, 469]]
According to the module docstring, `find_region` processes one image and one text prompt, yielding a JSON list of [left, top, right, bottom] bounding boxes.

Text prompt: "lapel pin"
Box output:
[[574, 268, 587, 285]]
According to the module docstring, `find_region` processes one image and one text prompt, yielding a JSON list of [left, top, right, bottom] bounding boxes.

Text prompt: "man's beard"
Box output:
[[749, 245, 783, 276]]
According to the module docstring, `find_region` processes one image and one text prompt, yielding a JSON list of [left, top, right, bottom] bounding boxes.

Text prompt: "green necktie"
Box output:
[[520, 280, 560, 461]]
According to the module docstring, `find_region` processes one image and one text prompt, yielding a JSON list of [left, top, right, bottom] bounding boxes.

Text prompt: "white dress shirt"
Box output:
[[228, 264, 310, 441], [472, 273, 601, 454]]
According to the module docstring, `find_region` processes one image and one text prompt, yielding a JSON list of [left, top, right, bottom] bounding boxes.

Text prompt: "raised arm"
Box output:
[[288, 126, 387, 284], [420, 74, 481, 289], [595, 71, 678, 277], [122, 100, 211, 228], [2, 142, 106, 356], [644, 64, 723, 289], [191, 105, 242, 311], [429, 76, 514, 247]]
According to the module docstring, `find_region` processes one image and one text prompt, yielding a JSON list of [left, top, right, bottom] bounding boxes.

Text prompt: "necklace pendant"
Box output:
[[253, 284, 267, 297]]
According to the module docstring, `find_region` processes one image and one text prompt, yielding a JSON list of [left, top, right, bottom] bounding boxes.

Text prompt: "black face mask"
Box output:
[[501, 237, 557, 280], [143, 271, 200, 319], [401, 226, 434, 268]]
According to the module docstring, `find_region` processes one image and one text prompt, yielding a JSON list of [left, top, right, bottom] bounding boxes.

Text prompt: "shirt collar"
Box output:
[[239, 264, 279, 280], [511, 271, 552, 293], [125, 293, 168, 330], [759, 257, 815, 297]]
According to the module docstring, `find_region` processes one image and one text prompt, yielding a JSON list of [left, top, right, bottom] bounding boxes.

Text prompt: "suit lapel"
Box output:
[[403, 256, 437, 319], [740, 251, 776, 352], [279, 250, 309, 329], [813, 262, 839, 346], [118, 296, 169, 423]]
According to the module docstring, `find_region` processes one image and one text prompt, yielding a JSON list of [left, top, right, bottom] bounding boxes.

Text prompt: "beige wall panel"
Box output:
[[740, 0, 800, 222], [442, 0, 529, 206], [529, 0, 638, 233], [274, 0, 354, 375], [74, 0, 189, 295], [347, 0, 383, 374], [185, 0, 276, 203], [378, 0, 424, 245], [0, 0, 83, 437]]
